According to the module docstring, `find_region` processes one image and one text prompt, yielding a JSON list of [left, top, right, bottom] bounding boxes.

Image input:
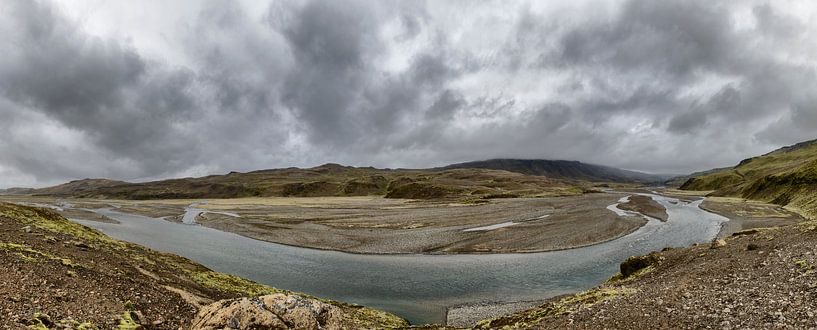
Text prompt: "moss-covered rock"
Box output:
[[619, 252, 662, 279]]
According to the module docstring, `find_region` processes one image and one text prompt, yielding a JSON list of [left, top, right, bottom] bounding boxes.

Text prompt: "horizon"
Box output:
[[3, 0, 817, 188], [0, 150, 784, 190]]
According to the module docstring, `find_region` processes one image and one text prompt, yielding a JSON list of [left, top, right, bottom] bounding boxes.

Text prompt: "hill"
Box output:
[[30, 179, 128, 196], [680, 138, 817, 218], [443, 159, 671, 183], [664, 166, 732, 187], [0, 187, 35, 195], [29, 165, 585, 200]]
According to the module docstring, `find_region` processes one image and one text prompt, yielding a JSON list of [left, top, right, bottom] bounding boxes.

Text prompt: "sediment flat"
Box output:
[[1, 193, 648, 254], [180, 194, 647, 254], [617, 195, 669, 221], [698, 196, 804, 237]]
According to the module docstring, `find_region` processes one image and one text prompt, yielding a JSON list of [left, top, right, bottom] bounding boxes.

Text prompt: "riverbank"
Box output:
[[698, 196, 804, 237], [478, 211, 817, 329]]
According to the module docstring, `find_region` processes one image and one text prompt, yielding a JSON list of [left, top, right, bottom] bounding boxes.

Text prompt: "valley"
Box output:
[[2, 140, 817, 328]]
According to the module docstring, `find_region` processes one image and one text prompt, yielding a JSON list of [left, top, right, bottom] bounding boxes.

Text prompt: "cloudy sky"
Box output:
[[1, 0, 816, 188]]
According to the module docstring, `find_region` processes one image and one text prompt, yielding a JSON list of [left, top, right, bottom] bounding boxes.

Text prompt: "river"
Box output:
[[69, 193, 726, 325]]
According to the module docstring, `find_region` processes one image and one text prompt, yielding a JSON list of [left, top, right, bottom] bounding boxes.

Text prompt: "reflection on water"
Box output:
[[71, 193, 726, 325]]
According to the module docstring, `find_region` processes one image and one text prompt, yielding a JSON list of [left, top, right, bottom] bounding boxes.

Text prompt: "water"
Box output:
[[463, 221, 519, 232], [70, 193, 726, 325]]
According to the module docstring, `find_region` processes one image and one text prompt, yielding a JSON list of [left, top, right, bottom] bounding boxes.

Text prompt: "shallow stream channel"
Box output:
[[70, 193, 727, 325]]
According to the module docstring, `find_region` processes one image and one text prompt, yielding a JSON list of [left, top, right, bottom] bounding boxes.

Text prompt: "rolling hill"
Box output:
[[0, 187, 35, 195], [681, 138, 817, 218], [443, 159, 672, 183], [26, 164, 586, 200], [664, 167, 732, 187]]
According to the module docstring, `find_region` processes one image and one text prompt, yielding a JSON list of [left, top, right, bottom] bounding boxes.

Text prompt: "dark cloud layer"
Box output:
[[0, 0, 815, 187]]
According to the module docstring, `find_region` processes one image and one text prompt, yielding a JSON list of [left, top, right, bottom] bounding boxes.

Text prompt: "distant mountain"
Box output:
[[0, 187, 35, 195], [31, 179, 129, 197], [681, 138, 817, 218], [664, 167, 732, 187], [442, 159, 672, 183]]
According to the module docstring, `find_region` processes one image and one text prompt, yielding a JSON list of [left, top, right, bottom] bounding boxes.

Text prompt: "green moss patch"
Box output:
[[0, 242, 82, 268], [0, 203, 125, 249], [191, 271, 280, 296]]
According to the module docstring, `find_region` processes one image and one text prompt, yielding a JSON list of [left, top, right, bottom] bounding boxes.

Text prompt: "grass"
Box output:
[[190, 271, 280, 296], [117, 312, 140, 330], [0, 203, 126, 249]]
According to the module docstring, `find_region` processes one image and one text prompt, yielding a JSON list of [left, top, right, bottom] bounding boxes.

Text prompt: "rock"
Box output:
[[711, 239, 727, 249], [732, 229, 761, 237], [192, 294, 348, 330], [21, 225, 32, 233], [66, 240, 91, 249], [620, 252, 661, 278]]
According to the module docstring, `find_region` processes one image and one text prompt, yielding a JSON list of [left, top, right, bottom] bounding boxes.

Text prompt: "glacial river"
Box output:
[[70, 193, 726, 325]]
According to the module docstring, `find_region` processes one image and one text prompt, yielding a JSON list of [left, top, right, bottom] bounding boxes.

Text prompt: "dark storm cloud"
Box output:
[[1, 0, 816, 187]]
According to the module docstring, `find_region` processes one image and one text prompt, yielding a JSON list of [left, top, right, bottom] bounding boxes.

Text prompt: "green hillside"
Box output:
[[681, 139, 817, 218]]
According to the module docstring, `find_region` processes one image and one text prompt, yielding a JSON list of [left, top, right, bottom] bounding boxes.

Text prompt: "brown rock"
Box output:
[[191, 294, 347, 330], [710, 239, 727, 249], [620, 252, 662, 278]]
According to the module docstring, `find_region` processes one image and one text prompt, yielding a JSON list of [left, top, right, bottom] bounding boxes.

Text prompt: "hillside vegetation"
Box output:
[[27, 164, 586, 200], [681, 139, 817, 218]]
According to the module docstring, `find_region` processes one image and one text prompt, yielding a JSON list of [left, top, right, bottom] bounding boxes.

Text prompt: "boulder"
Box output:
[[710, 239, 727, 249], [620, 253, 662, 278], [191, 294, 347, 330]]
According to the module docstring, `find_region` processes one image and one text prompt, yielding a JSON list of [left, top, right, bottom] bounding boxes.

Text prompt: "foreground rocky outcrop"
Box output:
[[193, 294, 362, 329]]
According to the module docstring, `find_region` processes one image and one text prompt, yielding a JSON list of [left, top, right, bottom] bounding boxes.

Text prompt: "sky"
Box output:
[[1, 0, 817, 188]]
